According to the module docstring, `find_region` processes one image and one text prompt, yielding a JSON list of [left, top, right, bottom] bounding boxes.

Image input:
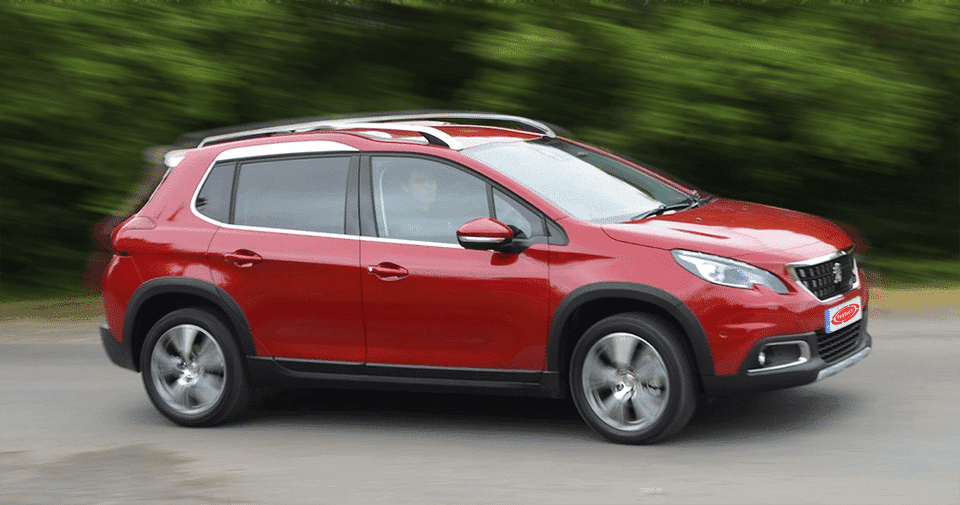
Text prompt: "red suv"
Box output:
[[100, 112, 871, 443]]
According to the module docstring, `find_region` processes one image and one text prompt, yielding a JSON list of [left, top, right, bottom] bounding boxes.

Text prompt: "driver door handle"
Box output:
[[366, 263, 408, 280]]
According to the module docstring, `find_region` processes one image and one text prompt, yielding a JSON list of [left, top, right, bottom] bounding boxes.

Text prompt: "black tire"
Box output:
[[569, 313, 698, 444], [140, 307, 250, 427]]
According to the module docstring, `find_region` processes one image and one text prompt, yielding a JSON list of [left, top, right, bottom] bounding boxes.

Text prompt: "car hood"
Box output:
[[601, 199, 849, 262]]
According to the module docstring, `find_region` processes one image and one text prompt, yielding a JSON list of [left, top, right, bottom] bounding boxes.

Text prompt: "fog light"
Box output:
[[748, 341, 811, 374]]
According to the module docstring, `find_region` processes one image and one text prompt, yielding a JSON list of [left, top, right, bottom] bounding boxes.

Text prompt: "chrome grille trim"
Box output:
[[787, 247, 859, 302]]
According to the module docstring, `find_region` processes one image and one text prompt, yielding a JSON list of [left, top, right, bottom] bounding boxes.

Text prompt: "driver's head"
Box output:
[[401, 167, 437, 209]]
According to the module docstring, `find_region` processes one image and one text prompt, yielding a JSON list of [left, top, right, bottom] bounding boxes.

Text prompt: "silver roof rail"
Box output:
[[330, 122, 463, 150], [197, 111, 557, 148]]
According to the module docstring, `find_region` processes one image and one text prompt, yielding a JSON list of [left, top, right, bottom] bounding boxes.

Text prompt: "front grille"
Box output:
[[817, 321, 862, 365], [790, 251, 857, 301]]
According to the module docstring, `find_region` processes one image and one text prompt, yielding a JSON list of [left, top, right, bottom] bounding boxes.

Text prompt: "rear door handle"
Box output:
[[224, 250, 262, 267], [366, 263, 408, 280]]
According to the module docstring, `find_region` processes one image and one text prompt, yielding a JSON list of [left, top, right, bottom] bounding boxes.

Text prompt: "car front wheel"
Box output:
[[570, 313, 698, 444], [140, 308, 249, 426]]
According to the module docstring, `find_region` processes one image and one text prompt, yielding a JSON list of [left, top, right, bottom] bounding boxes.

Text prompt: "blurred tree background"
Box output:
[[1, 1, 957, 300]]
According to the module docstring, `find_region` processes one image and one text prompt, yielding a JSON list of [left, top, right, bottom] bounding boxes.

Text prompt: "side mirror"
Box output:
[[457, 218, 514, 251]]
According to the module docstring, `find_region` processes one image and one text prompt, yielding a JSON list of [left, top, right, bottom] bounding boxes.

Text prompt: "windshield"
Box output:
[[461, 138, 690, 223]]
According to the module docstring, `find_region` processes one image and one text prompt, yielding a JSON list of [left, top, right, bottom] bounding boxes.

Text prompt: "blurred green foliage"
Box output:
[[1, 1, 958, 299]]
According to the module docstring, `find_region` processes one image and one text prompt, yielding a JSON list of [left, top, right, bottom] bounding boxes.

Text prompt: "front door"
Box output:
[[359, 155, 550, 370]]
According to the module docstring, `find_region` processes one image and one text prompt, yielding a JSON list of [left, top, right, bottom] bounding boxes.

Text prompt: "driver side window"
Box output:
[[371, 157, 488, 244]]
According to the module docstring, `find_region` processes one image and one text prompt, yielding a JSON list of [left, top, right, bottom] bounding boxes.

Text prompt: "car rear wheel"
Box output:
[[140, 308, 249, 426], [570, 313, 698, 444]]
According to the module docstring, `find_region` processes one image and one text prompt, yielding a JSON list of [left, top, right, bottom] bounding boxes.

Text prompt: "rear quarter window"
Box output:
[[195, 162, 234, 223]]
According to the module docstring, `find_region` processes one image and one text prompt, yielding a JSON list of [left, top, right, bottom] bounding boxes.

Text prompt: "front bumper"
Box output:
[[702, 318, 871, 393], [100, 323, 137, 372]]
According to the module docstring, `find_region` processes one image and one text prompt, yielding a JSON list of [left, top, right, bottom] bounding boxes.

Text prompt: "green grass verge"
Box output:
[[861, 257, 960, 288], [0, 296, 104, 321]]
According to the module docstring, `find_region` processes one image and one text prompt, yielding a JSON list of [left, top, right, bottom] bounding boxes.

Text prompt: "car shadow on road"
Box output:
[[217, 384, 866, 444], [672, 386, 865, 445]]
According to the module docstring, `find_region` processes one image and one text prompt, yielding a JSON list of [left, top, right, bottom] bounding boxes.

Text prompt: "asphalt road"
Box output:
[[1, 307, 957, 505]]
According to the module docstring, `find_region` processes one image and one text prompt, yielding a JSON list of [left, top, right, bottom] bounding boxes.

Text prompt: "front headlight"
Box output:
[[671, 250, 789, 294]]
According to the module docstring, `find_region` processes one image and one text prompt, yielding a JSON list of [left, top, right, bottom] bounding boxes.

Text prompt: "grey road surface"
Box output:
[[1, 308, 957, 505]]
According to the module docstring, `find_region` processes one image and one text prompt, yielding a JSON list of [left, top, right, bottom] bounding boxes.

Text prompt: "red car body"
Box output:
[[100, 114, 871, 443]]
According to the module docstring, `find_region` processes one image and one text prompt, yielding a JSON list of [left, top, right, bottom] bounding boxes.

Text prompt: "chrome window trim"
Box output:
[[194, 213, 467, 249], [191, 159, 473, 249], [213, 141, 357, 162], [786, 246, 860, 304], [746, 340, 811, 375], [190, 152, 357, 239], [201, 220, 361, 240], [358, 235, 464, 249]]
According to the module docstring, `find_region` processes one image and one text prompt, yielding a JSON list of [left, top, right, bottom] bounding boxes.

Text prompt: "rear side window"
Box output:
[[234, 156, 350, 234], [196, 162, 234, 223]]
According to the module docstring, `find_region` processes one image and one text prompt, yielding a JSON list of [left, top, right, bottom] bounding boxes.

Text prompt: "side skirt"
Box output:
[[246, 357, 562, 398]]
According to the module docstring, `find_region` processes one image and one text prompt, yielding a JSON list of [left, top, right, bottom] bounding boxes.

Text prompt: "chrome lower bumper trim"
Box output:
[[816, 346, 871, 381]]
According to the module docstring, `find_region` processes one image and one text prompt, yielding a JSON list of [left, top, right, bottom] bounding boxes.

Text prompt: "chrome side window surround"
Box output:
[[206, 221, 361, 241], [190, 149, 355, 238], [189, 159, 465, 250], [358, 235, 463, 249], [213, 141, 357, 162], [785, 246, 860, 304]]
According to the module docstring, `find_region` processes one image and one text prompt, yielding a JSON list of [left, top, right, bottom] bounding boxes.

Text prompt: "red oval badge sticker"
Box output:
[[832, 303, 860, 326]]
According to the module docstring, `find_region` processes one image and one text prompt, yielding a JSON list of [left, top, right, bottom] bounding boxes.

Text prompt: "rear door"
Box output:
[[204, 153, 365, 362]]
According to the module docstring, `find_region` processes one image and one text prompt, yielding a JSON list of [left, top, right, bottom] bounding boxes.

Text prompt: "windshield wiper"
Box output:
[[631, 195, 700, 221]]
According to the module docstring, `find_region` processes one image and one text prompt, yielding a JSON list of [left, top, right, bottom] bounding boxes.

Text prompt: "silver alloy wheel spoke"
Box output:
[[587, 364, 619, 390], [600, 393, 628, 424], [153, 347, 181, 379], [631, 390, 661, 422], [172, 325, 199, 362], [632, 345, 652, 371], [582, 332, 670, 432], [195, 337, 224, 373], [635, 354, 662, 383], [609, 334, 639, 369], [192, 377, 222, 406], [151, 324, 227, 415], [171, 382, 190, 407]]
